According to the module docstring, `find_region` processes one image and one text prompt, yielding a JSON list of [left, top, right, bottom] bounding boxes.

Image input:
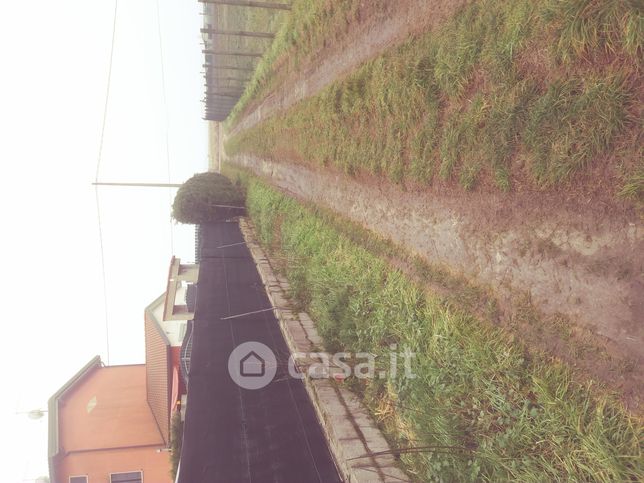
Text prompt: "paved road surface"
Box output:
[[178, 221, 342, 483]]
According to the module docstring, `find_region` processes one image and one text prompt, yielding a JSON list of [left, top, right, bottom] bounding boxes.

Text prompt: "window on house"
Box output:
[[110, 472, 142, 483], [69, 477, 88, 483]]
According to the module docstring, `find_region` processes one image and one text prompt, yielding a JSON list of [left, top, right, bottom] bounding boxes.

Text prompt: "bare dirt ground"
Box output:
[[231, 154, 644, 412], [229, 0, 469, 137]]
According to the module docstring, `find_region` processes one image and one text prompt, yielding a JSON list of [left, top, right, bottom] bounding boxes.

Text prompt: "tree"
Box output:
[[172, 172, 245, 224]]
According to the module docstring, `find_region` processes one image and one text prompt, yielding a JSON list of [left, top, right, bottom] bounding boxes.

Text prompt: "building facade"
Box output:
[[49, 259, 196, 482], [143, 290, 192, 446], [48, 358, 173, 483]]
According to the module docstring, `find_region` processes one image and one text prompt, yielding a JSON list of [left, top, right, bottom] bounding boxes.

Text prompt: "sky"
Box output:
[[0, 1, 207, 480]]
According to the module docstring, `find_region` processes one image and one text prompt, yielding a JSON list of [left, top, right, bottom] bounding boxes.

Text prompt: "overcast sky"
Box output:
[[0, 1, 206, 479]]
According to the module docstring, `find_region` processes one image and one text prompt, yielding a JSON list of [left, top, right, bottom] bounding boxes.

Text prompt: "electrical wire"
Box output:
[[94, 0, 119, 365], [154, 0, 175, 255], [95, 0, 119, 184]]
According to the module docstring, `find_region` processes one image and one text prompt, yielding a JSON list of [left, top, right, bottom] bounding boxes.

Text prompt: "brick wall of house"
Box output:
[[53, 364, 171, 482], [144, 313, 171, 446]]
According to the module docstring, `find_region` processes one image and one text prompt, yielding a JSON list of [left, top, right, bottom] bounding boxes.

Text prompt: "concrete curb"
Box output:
[[240, 218, 410, 483]]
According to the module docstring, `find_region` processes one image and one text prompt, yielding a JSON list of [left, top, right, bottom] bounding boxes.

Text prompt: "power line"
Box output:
[[95, 0, 119, 184], [155, 0, 175, 255], [94, 0, 119, 365]]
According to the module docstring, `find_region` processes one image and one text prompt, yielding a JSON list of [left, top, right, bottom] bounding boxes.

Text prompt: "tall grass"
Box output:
[[169, 411, 183, 480], [244, 177, 643, 482], [226, 0, 642, 198], [524, 75, 630, 185], [547, 0, 644, 62], [619, 166, 644, 200]]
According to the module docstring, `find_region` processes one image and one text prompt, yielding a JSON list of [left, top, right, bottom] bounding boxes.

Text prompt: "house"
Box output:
[[143, 284, 195, 440], [47, 357, 173, 483], [48, 258, 197, 482], [49, 260, 197, 482], [144, 256, 200, 429]]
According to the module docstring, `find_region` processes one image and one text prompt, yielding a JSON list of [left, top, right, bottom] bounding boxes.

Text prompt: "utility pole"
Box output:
[[92, 182, 182, 188]]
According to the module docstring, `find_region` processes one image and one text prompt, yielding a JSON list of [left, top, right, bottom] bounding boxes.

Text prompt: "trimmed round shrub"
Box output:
[[172, 172, 245, 224]]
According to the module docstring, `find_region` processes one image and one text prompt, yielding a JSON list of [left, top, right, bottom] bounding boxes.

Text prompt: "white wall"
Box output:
[[150, 286, 190, 347]]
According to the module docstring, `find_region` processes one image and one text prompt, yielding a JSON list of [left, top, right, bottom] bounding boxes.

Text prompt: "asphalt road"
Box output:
[[178, 221, 342, 483]]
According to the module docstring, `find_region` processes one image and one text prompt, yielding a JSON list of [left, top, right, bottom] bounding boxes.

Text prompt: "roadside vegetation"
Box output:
[[234, 172, 643, 482], [170, 411, 183, 480], [226, 0, 643, 201], [172, 172, 245, 224]]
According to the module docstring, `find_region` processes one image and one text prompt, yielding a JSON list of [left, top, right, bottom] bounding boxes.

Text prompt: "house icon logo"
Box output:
[[240, 351, 265, 377], [228, 341, 277, 390]]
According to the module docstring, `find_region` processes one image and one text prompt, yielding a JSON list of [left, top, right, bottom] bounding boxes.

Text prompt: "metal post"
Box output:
[[92, 182, 183, 188]]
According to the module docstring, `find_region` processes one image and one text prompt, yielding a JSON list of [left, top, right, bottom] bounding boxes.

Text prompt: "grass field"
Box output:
[[226, 0, 643, 201], [228, 169, 643, 482], [219, 2, 644, 477]]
